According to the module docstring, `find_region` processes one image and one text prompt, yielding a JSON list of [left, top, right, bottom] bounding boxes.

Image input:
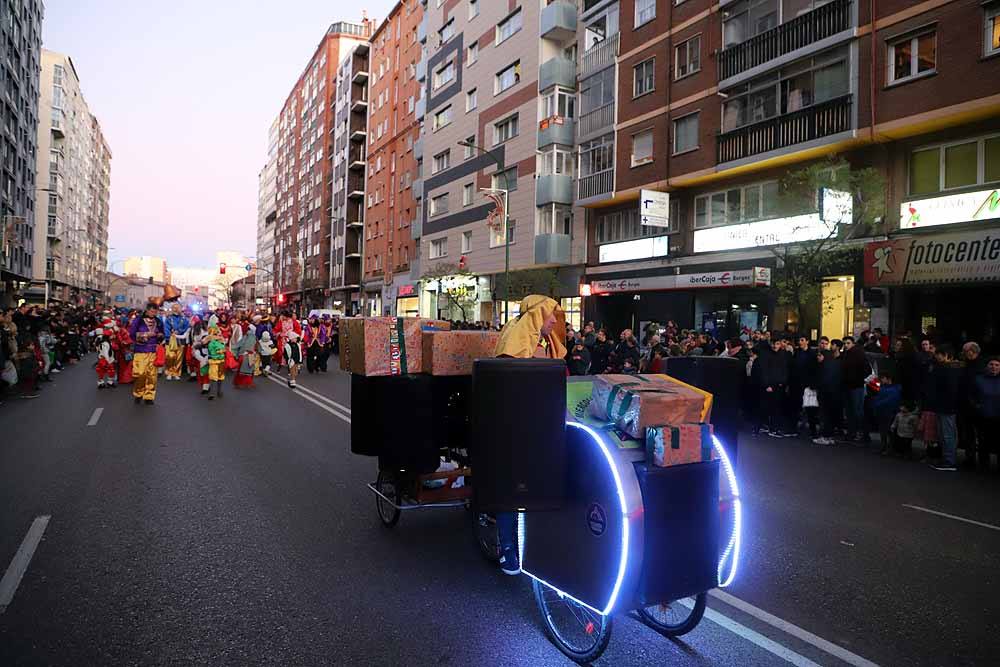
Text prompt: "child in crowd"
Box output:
[[891, 401, 920, 458], [192, 333, 212, 396], [206, 326, 227, 400], [258, 331, 276, 373], [95, 327, 117, 389], [284, 330, 302, 389], [871, 372, 902, 455]]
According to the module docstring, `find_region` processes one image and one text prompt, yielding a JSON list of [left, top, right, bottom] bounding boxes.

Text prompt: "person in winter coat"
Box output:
[[163, 303, 191, 381], [871, 372, 902, 455], [927, 345, 963, 471], [790, 336, 819, 437], [192, 333, 212, 395], [756, 339, 791, 437], [95, 327, 117, 389], [813, 341, 844, 445], [959, 342, 987, 469], [590, 329, 613, 374], [567, 338, 591, 376], [840, 336, 870, 443], [258, 331, 276, 373], [891, 401, 920, 458], [972, 357, 1000, 470], [284, 330, 303, 388], [205, 326, 227, 400]]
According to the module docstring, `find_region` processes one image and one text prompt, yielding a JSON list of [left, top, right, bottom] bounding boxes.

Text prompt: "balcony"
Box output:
[[347, 176, 365, 199], [716, 94, 853, 165], [537, 116, 575, 148], [348, 145, 365, 171], [351, 96, 368, 113], [346, 201, 364, 225], [541, 1, 577, 41], [350, 120, 366, 143], [539, 57, 576, 91], [535, 174, 574, 206], [47, 220, 62, 238], [578, 169, 614, 202], [580, 33, 618, 78], [413, 135, 423, 158], [412, 178, 423, 199], [578, 104, 614, 139], [718, 0, 852, 82], [352, 69, 368, 85], [534, 233, 571, 265], [416, 58, 426, 83]]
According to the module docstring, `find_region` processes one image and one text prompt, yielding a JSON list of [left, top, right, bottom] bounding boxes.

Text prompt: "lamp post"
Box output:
[[456, 139, 514, 323]]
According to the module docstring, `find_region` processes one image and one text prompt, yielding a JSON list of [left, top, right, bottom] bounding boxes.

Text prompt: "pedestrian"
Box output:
[[116, 313, 134, 385], [871, 372, 902, 455], [318, 314, 334, 372], [567, 337, 591, 376], [192, 332, 212, 396], [258, 330, 276, 372], [95, 325, 117, 390], [928, 344, 963, 471], [232, 324, 258, 389], [590, 329, 612, 374], [163, 303, 190, 381], [304, 314, 322, 373], [959, 342, 986, 469], [972, 357, 1000, 471], [791, 335, 818, 437], [891, 400, 919, 458], [284, 330, 303, 388], [840, 336, 869, 443], [206, 326, 227, 400], [127, 302, 165, 405]]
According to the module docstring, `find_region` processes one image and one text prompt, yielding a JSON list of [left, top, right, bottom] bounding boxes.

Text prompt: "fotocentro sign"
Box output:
[[864, 228, 1000, 286]]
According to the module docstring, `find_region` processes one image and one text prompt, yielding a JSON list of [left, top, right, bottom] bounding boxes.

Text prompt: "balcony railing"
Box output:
[[578, 169, 614, 201], [578, 104, 614, 138], [718, 0, 852, 81], [717, 94, 853, 164], [580, 33, 618, 78]]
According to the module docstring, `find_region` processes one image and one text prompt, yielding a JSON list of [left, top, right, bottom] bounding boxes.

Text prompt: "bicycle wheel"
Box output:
[[471, 511, 501, 562], [533, 578, 613, 664], [375, 470, 401, 528], [638, 593, 706, 637]]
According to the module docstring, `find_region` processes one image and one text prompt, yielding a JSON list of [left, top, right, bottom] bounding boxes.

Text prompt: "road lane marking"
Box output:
[[902, 504, 1000, 532], [0, 516, 51, 614], [86, 407, 104, 426], [264, 375, 351, 424], [709, 590, 881, 667], [265, 370, 352, 413]]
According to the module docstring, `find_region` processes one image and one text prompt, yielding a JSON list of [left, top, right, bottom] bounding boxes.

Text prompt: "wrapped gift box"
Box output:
[[422, 330, 502, 376], [589, 374, 709, 439], [646, 423, 715, 468], [340, 317, 450, 376]]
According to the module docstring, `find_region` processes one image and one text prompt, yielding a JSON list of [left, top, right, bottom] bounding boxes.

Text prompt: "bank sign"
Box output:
[[591, 268, 771, 294], [900, 188, 1000, 229], [864, 228, 1000, 286]]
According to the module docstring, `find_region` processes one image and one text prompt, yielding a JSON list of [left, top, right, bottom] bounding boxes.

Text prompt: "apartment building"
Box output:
[[0, 0, 44, 307], [417, 0, 588, 325], [329, 39, 371, 314], [256, 117, 278, 306], [32, 49, 111, 306], [575, 0, 1000, 343], [273, 19, 373, 314], [123, 255, 168, 283], [364, 0, 424, 317]]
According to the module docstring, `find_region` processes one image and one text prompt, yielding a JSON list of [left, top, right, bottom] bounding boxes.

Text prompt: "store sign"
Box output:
[[821, 188, 854, 224], [900, 188, 1000, 229], [591, 268, 771, 294], [397, 283, 417, 297], [599, 235, 670, 263], [864, 228, 1000, 286], [693, 213, 837, 253], [640, 189, 670, 228]]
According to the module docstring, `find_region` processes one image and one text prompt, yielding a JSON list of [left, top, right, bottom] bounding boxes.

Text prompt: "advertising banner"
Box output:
[[900, 188, 1000, 230], [864, 228, 1000, 286]]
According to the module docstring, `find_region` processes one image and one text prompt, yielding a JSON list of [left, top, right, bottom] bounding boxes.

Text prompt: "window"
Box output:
[[584, 13, 618, 52], [463, 183, 474, 206], [493, 114, 519, 145], [490, 221, 515, 248], [672, 113, 699, 154], [723, 0, 779, 49], [561, 297, 582, 333], [888, 31, 936, 84], [439, 19, 455, 44], [596, 208, 678, 242], [537, 204, 573, 235], [908, 135, 1000, 195], [432, 150, 451, 174], [466, 88, 478, 111], [463, 136, 476, 159], [433, 105, 453, 131], [467, 43, 478, 65], [631, 129, 654, 166], [987, 5, 1000, 57], [429, 193, 450, 217], [469, 0, 479, 20], [538, 146, 576, 177], [675, 35, 701, 79], [541, 87, 576, 120], [492, 167, 518, 191], [496, 9, 522, 44], [579, 134, 615, 176], [694, 181, 783, 228], [633, 58, 655, 97], [461, 230, 472, 253], [721, 47, 849, 131], [433, 60, 455, 89], [580, 68, 615, 114], [495, 61, 521, 93], [429, 237, 448, 258], [635, 0, 656, 28]]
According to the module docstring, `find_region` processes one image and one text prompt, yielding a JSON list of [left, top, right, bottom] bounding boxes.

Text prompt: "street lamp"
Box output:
[[456, 139, 514, 323]]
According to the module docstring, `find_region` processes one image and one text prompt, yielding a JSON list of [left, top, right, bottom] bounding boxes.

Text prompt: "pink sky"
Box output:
[[42, 0, 396, 269]]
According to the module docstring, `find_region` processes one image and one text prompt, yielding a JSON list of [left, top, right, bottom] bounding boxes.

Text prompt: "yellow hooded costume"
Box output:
[[494, 295, 567, 360]]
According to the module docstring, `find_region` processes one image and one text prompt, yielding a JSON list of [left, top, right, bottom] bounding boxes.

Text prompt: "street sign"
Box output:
[[114, 295, 125, 303], [640, 189, 670, 227]]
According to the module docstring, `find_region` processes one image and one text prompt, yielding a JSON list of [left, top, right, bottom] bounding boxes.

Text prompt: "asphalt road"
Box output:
[[1, 356, 998, 666]]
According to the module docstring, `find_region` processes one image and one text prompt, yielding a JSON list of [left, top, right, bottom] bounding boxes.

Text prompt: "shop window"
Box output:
[[908, 134, 1000, 195], [887, 31, 936, 85], [561, 297, 582, 332]]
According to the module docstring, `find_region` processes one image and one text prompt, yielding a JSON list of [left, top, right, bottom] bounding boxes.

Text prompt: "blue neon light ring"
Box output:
[[712, 434, 742, 588]]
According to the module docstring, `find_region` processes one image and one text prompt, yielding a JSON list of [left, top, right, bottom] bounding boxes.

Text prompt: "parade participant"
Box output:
[[275, 311, 301, 369], [283, 330, 303, 389], [206, 325, 227, 400], [116, 314, 134, 384], [128, 302, 165, 405], [95, 325, 117, 389], [185, 316, 205, 381], [163, 303, 191, 381], [318, 314, 333, 372], [258, 331, 276, 372], [192, 332, 212, 395], [304, 314, 322, 373], [493, 295, 567, 575], [232, 325, 258, 389]]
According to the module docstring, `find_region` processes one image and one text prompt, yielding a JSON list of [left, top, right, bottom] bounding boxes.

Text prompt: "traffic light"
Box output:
[[219, 263, 227, 274], [148, 276, 153, 284], [277, 293, 286, 305]]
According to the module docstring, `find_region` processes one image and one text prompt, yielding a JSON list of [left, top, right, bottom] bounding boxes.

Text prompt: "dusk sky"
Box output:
[[41, 0, 396, 269]]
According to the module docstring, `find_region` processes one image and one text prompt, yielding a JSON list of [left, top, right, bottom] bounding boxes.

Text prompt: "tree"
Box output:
[[423, 262, 479, 321], [499, 267, 562, 302], [768, 157, 885, 333]]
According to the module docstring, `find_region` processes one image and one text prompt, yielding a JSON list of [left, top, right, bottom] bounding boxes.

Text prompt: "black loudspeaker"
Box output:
[[662, 356, 742, 464], [470, 358, 568, 512], [351, 374, 440, 474]]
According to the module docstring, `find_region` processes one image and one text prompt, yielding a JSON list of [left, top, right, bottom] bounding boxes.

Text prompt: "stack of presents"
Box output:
[[588, 374, 716, 468], [343, 317, 502, 501]]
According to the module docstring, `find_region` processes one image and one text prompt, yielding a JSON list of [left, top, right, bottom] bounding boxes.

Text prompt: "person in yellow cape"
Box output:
[[493, 295, 567, 575]]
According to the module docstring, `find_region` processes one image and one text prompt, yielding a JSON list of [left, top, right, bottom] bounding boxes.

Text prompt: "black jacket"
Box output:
[[755, 342, 790, 388], [841, 346, 869, 390], [791, 348, 818, 389], [567, 345, 591, 376], [590, 341, 612, 374], [927, 361, 963, 414]]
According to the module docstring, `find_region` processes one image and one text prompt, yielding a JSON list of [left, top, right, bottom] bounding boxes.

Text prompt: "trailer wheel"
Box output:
[[375, 470, 401, 528], [638, 593, 706, 637], [533, 578, 612, 664]]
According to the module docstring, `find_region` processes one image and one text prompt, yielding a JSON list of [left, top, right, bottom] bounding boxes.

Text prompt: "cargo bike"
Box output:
[[351, 358, 743, 664]]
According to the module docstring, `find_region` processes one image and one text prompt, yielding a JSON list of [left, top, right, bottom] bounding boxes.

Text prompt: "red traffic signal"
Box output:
[[277, 293, 286, 304], [219, 263, 227, 274]]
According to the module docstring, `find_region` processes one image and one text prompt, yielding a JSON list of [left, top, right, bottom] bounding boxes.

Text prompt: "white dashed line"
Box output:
[[0, 515, 51, 614], [86, 407, 104, 426], [902, 504, 1000, 532]]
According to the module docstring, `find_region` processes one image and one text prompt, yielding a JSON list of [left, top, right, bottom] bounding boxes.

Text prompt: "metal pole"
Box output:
[[503, 188, 509, 323]]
